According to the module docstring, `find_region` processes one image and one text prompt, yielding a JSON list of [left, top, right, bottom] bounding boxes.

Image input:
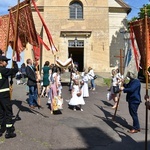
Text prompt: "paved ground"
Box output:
[[0, 79, 150, 150]]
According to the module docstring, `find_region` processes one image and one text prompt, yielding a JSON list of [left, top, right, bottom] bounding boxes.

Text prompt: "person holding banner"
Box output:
[[0, 55, 18, 138], [145, 71, 150, 109], [120, 71, 141, 133], [25, 59, 39, 109]]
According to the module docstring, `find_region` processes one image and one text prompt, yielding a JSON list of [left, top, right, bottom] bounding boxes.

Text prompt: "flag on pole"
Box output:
[[31, 0, 58, 54], [0, 15, 13, 52], [32, 34, 50, 61], [124, 26, 141, 77], [7, 0, 39, 61], [130, 18, 150, 69], [10, 0, 39, 47]]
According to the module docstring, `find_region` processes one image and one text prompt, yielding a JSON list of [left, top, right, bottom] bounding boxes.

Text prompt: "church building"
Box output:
[[24, 0, 131, 72]]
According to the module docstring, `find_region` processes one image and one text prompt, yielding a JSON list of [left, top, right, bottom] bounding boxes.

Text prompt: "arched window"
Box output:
[[69, 1, 83, 19]]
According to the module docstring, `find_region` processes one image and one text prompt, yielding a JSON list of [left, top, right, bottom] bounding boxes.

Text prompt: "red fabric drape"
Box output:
[[10, 0, 39, 47], [33, 34, 50, 61], [0, 15, 13, 52], [32, 0, 57, 54], [130, 18, 150, 68]]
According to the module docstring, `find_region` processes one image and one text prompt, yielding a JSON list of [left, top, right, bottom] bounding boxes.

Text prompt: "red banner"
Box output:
[[10, 0, 39, 48], [0, 15, 13, 52], [130, 18, 150, 68], [33, 34, 50, 61], [32, 0, 57, 54]]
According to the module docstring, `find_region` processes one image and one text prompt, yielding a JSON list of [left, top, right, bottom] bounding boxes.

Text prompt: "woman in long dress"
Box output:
[[41, 61, 51, 97], [48, 66, 58, 114], [69, 80, 85, 111], [82, 71, 89, 98]]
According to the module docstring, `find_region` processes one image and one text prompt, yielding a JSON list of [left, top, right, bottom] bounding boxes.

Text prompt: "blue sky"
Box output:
[[0, 0, 149, 19], [124, 0, 150, 20]]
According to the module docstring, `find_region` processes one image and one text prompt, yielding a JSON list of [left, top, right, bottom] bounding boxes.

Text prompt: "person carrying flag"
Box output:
[[120, 71, 141, 133]]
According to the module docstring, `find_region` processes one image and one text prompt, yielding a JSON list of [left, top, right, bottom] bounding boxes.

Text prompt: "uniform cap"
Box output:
[[0, 55, 11, 61]]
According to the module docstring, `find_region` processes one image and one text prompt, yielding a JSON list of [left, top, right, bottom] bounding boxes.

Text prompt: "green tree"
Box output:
[[129, 4, 150, 22], [138, 4, 150, 18]]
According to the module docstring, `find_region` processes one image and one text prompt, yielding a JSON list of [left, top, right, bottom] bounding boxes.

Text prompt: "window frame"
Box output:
[[69, 1, 83, 20]]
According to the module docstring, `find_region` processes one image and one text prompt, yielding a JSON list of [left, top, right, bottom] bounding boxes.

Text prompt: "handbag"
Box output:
[[107, 92, 112, 101], [94, 75, 97, 80], [113, 85, 120, 94], [89, 74, 97, 80]]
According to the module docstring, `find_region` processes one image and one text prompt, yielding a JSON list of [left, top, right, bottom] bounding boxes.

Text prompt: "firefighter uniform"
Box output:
[[0, 55, 18, 138]]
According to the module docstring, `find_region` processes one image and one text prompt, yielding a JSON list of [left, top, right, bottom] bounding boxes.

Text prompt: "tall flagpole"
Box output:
[[5, 12, 11, 55], [144, 7, 149, 150], [12, 0, 20, 60], [10, 0, 20, 99]]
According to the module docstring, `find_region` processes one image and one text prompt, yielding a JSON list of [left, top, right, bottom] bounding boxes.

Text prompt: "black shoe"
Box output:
[[5, 126, 16, 139], [0, 131, 2, 137], [5, 132, 16, 139], [0, 125, 3, 137]]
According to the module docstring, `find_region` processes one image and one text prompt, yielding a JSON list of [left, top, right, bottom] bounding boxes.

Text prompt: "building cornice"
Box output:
[[60, 31, 92, 37]]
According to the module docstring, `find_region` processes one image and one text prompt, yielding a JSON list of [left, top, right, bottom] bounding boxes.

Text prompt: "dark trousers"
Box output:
[[28, 85, 38, 106], [0, 97, 13, 126], [128, 103, 140, 130]]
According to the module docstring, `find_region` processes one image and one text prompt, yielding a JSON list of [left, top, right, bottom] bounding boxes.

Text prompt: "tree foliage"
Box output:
[[128, 4, 150, 23], [138, 4, 150, 18]]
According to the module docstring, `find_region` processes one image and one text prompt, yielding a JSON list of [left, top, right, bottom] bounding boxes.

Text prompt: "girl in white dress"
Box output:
[[82, 71, 89, 97], [69, 80, 85, 111]]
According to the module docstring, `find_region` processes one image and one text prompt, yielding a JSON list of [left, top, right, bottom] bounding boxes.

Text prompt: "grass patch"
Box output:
[[103, 78, 111, 87]]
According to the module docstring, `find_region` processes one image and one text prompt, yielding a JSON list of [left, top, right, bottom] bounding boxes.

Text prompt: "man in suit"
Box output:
[[120, 71, 141, 133], [25, 59, 38, 109]]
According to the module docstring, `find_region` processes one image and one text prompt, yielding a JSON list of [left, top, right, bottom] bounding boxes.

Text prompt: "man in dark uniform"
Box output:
[[0, 55, 18, 138]]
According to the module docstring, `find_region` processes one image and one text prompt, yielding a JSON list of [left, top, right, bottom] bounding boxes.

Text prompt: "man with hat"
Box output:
[[0, 55, 18, 138]]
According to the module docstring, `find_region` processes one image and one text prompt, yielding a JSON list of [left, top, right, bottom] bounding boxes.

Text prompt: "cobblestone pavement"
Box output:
[[0, 80, 150, 150]]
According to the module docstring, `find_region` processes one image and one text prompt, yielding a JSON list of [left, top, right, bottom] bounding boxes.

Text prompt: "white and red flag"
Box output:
[[124, 26, 141, 78]]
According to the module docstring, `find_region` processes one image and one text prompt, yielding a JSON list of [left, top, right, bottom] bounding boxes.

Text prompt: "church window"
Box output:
[[69, 1, 83, 19]]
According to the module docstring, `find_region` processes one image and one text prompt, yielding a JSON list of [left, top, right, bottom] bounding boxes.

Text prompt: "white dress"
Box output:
[[57, 74, 62, 96], [82, 74, 89, 97], [69, 85, 85, 106]]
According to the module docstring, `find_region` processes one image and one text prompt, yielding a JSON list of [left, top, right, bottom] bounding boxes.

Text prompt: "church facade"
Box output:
[[24, 0, 131, 72]]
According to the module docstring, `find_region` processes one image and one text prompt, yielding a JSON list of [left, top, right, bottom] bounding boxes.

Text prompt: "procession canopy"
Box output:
[[0, 15, 13, 52], [130, 18, 150, 69], [10, 0, 39, 47], [0, 0, 39, 57]]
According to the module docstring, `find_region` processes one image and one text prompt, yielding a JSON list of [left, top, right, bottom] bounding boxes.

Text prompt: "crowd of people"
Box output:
[[0, 51, 150, 140], [14, 59, 97, 114]]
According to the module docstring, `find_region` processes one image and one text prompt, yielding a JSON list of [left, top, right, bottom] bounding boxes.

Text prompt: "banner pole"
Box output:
[[10, 0, 20, 100], [144, 8, 149, 150]]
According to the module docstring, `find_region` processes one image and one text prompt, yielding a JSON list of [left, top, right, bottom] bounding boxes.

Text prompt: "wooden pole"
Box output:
[[114, 49, 124, 75], [144, 8, 149, 150], [31, 48, 42, 108], [112, 49, 124, 120], [5, 12, 11, 55], [10, 4, 29, 13], [54, 54, 56, 65], [120, 49, 124, 75], [39, 27, 43, 75], [10, 0, 20, 100], [112, 91, 122, 121], [12, 0, 20, 62]]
